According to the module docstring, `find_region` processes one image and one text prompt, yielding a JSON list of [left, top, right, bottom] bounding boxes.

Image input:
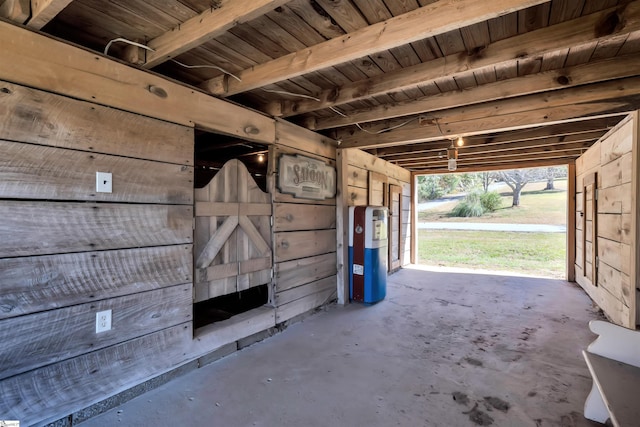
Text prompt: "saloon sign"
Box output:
[[278, 154, 336, 200]]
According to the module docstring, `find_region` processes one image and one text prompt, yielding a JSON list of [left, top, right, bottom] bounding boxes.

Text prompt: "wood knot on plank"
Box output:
[[0, 87, 11, 94], [595, 10, 623, 38]]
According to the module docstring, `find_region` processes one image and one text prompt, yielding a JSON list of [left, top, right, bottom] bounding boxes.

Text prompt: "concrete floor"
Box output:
[[80, 266, 603, 427]]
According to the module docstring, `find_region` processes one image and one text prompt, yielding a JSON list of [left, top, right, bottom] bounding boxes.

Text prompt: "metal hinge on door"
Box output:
[[594, 189, 599, 201]]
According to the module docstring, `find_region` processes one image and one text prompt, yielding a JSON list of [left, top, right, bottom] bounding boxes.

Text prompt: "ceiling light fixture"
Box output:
[[257, 153, 265, 163], [447, 141, 458, 172]]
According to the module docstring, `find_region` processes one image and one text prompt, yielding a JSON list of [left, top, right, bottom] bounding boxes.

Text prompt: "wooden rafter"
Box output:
[[26, 0, 74, 30], [313, 54, 640, 130], [386, 133, 604, 164], [373, 119, 617, 158], [200, 0, 549, 96], [335, 77, 640, 149], [264, 3, 640, 118], [410, 158, 573, 174], [143, 0, 291, 68]]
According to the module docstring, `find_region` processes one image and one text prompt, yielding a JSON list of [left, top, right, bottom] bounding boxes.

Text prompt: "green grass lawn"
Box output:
[[418, 179, 567, 225], [418, 229, 566, 279], [417, 179, 568, 278]]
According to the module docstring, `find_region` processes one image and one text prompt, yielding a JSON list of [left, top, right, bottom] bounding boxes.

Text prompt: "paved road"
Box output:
[[418, 222, 566, 233]]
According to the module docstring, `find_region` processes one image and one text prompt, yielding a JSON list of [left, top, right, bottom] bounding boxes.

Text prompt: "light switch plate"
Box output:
[[96, 172, 113, 193]]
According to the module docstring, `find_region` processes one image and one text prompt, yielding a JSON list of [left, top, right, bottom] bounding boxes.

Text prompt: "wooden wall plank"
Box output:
[[275, 252, 337, 293], [0, 244, 192, 320], [600, 152, 633, 189], [0, 284, 192, 380], [191, 306, 275, 357], [0, 22, 276, 144], [0, 140, 193, 204], [0, 202, 193, 257], [275, 286, 336, 323], [345, 148, 412, 183], [274, 229, 337, 262], [600, 116, 634, 165], [273, 203, 336, 232], [0, 323, 192, 426], [275, 118, 336, 160], [274, 229, 336, 262], [0, 81, 194, 165], [275, 276, 335, 306], [347, 165, 368, 189]]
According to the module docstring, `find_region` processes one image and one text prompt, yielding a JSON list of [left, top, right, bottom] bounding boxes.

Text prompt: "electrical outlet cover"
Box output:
[[96, 171, 113, 193], [96, 309, 112, 333]]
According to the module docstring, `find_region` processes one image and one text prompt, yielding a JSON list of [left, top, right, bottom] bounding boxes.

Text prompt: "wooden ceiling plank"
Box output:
[[314, 0, 368, 32], [549, 0, 585, 25], [286, 0, 345, 40], [313, 54, 640, 129], [25, 0, 73, 29], [143, 0, 291, 68], [0, 0, 30, 23], [200, 0, 549, 97], [266, 2, 640, 117]]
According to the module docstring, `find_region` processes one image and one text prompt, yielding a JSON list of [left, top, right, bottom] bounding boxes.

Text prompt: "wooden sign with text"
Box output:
[[277, 154, 336, 200]]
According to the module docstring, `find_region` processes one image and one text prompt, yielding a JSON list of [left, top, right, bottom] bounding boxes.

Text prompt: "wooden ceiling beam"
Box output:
[[335, 77, 640, 149], [396, 143, 594, 167], [313, 54, 640, 130], [373, 118, 617, 157], [199, 0, 549, 97], [25, 0, 74, 30], [142, 0, 291, 69], [410, 158, 573, 174], [265, 2, 640, 118], [386, 133, 603, 163]]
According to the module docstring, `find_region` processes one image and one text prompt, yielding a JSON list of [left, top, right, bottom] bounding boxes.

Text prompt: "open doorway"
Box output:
[[193, 131, 271, 331], [416, 166, 568, 279]]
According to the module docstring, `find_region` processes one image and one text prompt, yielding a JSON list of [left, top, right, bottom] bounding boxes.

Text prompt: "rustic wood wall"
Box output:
[[575, 113, 639, 329], [343, 148, 412, 268], [0, 81, 195, 425], [270, 120, 338, 323]]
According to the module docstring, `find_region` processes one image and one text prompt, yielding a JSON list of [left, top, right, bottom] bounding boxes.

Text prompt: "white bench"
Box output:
[[583, 320, 640, 426]]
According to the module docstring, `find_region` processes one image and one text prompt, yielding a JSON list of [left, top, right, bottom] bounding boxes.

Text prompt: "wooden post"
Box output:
[[567, 161, 576, 282], [411, 172, 418, 265], [632, 112, 640, 327], [336, 148, 350, 304]]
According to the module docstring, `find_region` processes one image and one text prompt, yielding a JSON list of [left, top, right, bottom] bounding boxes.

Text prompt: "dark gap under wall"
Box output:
[[194, 130, 268, 191], [193, 284, 269, 329]]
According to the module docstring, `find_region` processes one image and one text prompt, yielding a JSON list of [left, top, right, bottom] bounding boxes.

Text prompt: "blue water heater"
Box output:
[[348, 206, 388, 304]]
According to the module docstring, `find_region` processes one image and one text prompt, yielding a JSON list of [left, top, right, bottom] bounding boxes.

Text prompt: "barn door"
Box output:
[[194, 159, 272, 303], [388, 184, 403, 272]]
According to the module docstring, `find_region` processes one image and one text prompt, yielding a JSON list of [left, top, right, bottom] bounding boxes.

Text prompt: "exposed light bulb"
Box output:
[[257, 153, 265, 163], [456, 136, 464, 147]]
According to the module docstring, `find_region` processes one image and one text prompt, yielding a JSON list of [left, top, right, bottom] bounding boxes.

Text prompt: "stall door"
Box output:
[[194, 159, 272, 303], [388, 184, 403, 272]]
